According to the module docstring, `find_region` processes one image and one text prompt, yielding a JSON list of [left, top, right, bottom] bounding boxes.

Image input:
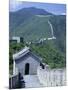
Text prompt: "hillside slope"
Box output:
[[9, 7, 52, 31], [10, 15, 53, 41], [49, 15, 66, 53]]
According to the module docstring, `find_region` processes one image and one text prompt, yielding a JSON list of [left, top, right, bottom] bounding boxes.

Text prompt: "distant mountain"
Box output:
[[10, 7, 53, 15], [9, 7, 53, 31], [17, 7, 52, 15], [9, 7, 66, 53]]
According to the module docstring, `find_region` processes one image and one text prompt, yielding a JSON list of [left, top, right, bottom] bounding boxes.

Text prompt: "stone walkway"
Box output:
[[23, 75, 44, 88]]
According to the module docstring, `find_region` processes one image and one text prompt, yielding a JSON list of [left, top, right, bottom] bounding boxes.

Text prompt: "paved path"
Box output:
[[23, 75, 44, 88]]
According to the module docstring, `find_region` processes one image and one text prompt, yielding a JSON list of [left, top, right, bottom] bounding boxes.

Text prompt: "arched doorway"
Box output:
[[25, 63, 29, 75]]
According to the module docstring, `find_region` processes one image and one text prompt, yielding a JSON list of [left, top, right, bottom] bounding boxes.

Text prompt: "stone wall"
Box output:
[[9, 74, 19, 89], [37, 66, 66, 87]]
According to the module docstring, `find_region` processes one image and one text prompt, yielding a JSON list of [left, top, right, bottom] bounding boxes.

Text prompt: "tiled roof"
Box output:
[[13, 46, 42, 62], [13, 46, 30, 60]]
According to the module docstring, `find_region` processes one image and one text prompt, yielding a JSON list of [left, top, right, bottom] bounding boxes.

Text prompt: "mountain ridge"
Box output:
[[9, 7, 53, 15]]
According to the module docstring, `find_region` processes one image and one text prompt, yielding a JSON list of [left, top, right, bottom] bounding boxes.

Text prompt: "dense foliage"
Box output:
[[30, 43, 66, 68]]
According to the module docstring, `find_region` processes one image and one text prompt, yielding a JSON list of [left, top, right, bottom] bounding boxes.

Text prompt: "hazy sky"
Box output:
[[9, 0, 66, 15]]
